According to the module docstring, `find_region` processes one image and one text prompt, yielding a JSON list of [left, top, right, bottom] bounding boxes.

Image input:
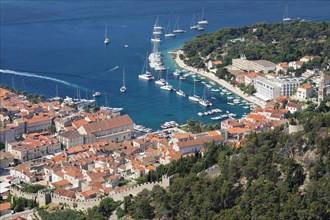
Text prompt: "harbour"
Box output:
[[1, 1, 328, 130]]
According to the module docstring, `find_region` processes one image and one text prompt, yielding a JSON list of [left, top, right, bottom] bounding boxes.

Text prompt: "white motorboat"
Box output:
[[211, 88, 220, 92], [120, 68, 127, 93], [93, 91, 101, 97], [197, 25, 205, 31], [104, 26, 110, 45], [173, 69, 181, 76]]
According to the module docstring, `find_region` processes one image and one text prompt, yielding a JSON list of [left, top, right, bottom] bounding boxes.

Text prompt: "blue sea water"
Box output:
[[1, 0, 329, 129]]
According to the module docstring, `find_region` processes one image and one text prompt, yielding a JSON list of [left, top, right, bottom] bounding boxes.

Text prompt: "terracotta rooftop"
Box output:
[[80, 114, 133, 133], [54, 188, 75, 198], [177, 135, 224, 149]]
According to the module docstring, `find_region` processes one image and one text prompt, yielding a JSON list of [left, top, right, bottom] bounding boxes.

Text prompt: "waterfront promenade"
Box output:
[[173, 50, 266, 108]]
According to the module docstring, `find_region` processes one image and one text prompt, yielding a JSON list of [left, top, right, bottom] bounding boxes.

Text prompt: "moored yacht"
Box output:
[[198, 8, 209, 25], [93, 91, 101, 97], [139, 53, 155, 80]]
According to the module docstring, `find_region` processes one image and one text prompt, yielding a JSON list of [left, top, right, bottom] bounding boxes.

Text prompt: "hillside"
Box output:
[[118, 109, 330, 219], [181, 21, 330, 69]]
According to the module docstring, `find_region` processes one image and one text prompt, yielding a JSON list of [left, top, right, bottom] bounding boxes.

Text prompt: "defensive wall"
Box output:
[[10, 175, 171, 211]]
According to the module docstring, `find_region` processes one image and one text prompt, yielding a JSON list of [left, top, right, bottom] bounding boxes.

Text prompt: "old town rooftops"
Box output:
[[79, 114, 133, 133]]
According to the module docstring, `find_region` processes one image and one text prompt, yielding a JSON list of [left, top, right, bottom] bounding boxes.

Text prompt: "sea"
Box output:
[[0, 0, 329, 130]]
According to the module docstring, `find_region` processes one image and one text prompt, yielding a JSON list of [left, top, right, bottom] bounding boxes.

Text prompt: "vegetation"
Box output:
[[11, 196, 38, 212], [0, 84, 45, 103], [119, 111, 330, 219], [38, 209, 86, 220], [182, 21, 330, 69], [239, 83, 256, 95], [0, 141, 5, 151], [38, 197, 119, 220], [183, 118, 221, 134], [23, 184, 46, 193]]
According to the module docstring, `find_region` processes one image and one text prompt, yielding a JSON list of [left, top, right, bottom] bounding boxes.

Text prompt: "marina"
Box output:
[[1, 1, 326, 130]]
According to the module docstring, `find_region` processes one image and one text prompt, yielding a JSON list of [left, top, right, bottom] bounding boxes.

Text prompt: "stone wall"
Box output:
[[10, 175, 172, 211]]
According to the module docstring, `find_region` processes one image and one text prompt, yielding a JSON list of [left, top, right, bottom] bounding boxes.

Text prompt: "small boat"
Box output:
[[160, 69, 173, 91], [188, 81, 201, 102], [193, 79, 201, 82], [197, 25, 205, 31], [173, 69, 181, 76], [199, 87, 212, 107], [198, 112, 204, 116], [179, 76, 186, 80], [220, 92, 225, 95], [164, 21, 176, 37], [176, 80, 185, 97], [173, 17, 186, 33], [198, 8, 209, 25], [124, 44, 128, 48], [227, 102, 234, 105], [151, 37, 162, 43], [190, 13, 199, 30], [120, 68, 127, 93], [211, 116, 221, 120], [211, 96, 216, 100], [243, 106, 249, 109], [139, 53, 155, 80], [104, 26, 110, 45], [153, 17, 164, 30], [155, 71, 167, 85], [283, 6, 292, 22], [93, 92, 101, 97], [211, 88, 220, 92]]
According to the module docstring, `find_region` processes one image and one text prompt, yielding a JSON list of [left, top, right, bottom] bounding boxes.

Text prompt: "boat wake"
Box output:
[[0, 69, 79, 88], [107, 66, 119, 72]]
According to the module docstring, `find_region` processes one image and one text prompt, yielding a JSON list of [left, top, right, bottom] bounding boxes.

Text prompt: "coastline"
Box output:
[[173, 50, 267, 109]]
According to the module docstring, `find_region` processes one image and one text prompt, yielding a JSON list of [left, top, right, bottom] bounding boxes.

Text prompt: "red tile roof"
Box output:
[[80, 114, 133, 133]]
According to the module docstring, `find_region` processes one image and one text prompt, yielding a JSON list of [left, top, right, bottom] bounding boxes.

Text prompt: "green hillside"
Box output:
[[119, 110, 330, 219], [181, 21, 330, 69]]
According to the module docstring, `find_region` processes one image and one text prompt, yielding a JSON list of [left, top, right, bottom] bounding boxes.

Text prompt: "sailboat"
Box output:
[[188, 81, 201, 102], [173, 17, 185, 33], [139, 53, 154, 80], [104, 26, 110, 45], [120, 68, 127, 93], [199, 86, 212, 107], [198, 8, 208, 25], [155, 71, 167, 86], [153, 17, 163, 31], [53, 85, 61, 100], [176, 80, 185, 97], [164, 21, 176, 37], [190, 13, 199, 30], [160, 69, 174, 91], [283, 6, 292, 22]]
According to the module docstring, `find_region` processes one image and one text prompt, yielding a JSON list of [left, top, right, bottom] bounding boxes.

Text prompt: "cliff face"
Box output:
[[120, 111, 330, 219]]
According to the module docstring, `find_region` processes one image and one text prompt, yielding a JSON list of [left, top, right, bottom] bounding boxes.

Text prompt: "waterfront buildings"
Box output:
[[253, 76, 303, 101], [232, 58, 276, 73]]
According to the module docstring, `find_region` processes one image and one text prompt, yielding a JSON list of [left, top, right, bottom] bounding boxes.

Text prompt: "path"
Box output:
[[174, 50, 266, 108]]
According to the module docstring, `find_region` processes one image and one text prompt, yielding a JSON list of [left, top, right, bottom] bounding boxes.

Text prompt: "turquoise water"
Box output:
[[1, 1, 329, 129]]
